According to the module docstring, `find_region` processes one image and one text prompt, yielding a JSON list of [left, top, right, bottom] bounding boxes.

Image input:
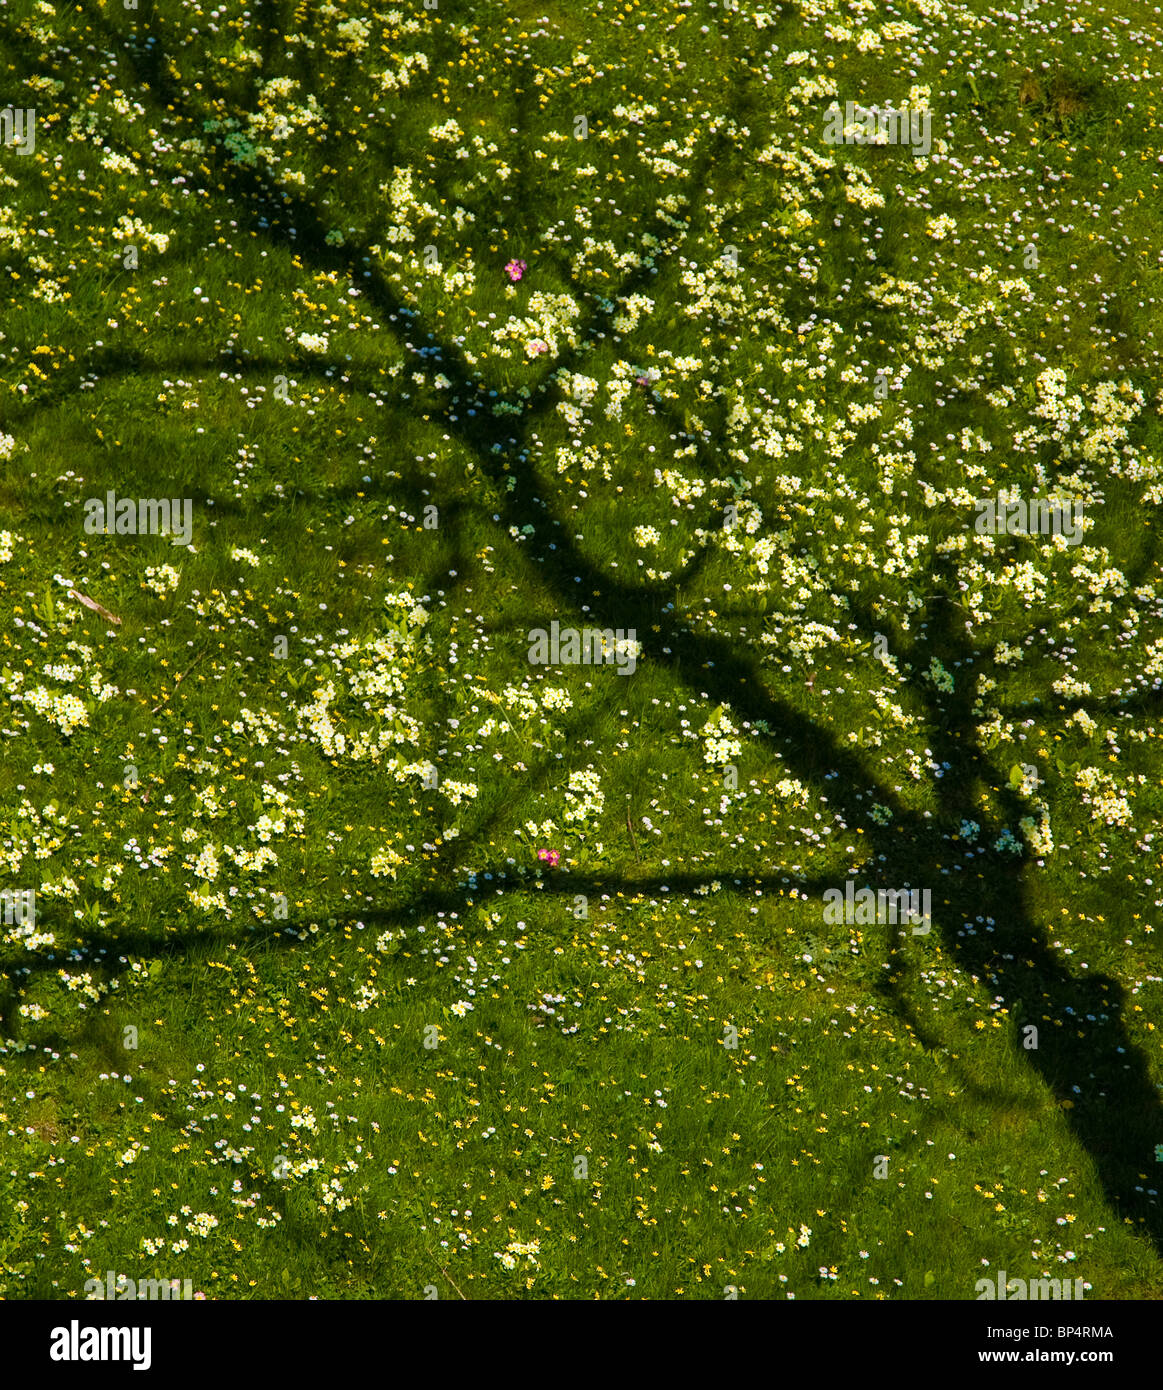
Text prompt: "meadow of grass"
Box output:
[[0, 0, 1162, 1302]]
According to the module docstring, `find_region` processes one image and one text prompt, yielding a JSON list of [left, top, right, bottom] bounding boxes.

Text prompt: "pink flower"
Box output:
[[505, 259, 527, 282], [537, 847, 560, 867], [526, 338, 549, 357]]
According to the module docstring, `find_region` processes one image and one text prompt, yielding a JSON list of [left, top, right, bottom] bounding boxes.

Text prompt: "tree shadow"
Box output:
[[0, 0, 1158, 1263]]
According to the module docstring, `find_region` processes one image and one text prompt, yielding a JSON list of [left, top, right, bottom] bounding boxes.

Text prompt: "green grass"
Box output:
[[0, 0, 1162, 1300]]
